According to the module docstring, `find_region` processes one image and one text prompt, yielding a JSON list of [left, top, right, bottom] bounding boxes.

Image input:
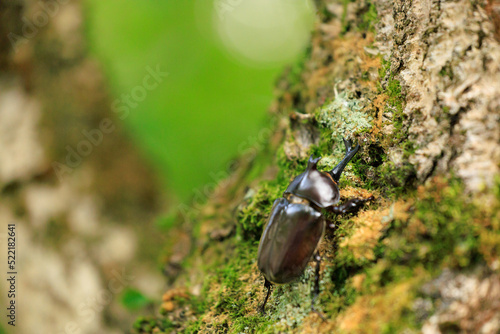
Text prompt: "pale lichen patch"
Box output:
[[317, 91, 373, 148]]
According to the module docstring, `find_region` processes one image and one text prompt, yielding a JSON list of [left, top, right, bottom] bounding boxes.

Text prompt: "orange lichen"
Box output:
[[371, 93, 389, 135], [160, 287, 190, 313], [300, 313, 337, 334], [341, 285, 411, 332], [162, 287, 189, 302], [337, 272, 426, 333], [340, 200, 412, 260], [351, 273, 367, 291], [341, 186, 376, 200], [405, 217, 428, 242]]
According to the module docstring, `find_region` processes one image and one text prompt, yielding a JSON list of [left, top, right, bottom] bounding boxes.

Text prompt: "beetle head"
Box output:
[[284, 155, 340, 208]]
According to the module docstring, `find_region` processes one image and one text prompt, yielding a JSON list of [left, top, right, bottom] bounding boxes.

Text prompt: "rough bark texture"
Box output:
[[138, 0, 500, 333], [1, 0, 499, 333], [388, 0, 500, 192], [0, 1, 165, 333]]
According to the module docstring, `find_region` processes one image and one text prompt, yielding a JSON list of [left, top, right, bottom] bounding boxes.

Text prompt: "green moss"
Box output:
[[377, 160, 416, 198], [386, 179, 483, 270], [364, 177, 493, 286], [230, 175, 490, 332], [341, 0, 352, 34], [237, 181, 287, 240], [321, 260, 360, 311], [377, 58, 407, 146], [359, 2, 378, 32], [341, 0, 378, 35], [133, 316, 174, 333], [231, 315, 275, 333], [323, 177, 499, 333], [137, 155, 498, 333], [310, 127, 336, 159], [380, 61, 404, 132], [199, 240, 275, 333], [387, 82, 406, 137]]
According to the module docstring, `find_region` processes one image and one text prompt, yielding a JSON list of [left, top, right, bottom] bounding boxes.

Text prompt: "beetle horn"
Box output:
[[307, 155, 321, 169], [329, 138, 360, 183]]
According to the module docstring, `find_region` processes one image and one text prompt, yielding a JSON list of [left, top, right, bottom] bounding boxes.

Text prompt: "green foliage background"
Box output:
[[84, 0, 313, 200]]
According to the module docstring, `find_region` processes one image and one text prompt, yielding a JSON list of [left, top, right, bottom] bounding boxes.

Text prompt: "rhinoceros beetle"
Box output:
[[257, 138, 372, 313]]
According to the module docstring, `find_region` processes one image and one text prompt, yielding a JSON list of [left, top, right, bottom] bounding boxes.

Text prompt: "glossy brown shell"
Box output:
[[284, 155, 340, 208], [257, 197, 325, 284]]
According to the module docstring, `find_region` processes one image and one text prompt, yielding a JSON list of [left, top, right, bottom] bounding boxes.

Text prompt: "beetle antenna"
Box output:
[[329, 138, 360, 183], [259, 278, 272, 314]]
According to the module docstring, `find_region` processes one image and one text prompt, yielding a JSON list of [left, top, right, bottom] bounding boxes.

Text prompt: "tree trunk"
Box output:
[[1, 1, 164, 333], [2, 0, 499, 333], [145, 0, 500, 333]]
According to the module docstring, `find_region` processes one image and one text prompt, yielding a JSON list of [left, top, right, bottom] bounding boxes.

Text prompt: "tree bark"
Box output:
[[1, 1, 164, 333], [148, 0, 500, 333]]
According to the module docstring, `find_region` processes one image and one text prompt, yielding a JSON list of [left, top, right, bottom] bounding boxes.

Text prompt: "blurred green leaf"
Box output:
[[84, 0, 312, 200], [121, 288, 152, 310]]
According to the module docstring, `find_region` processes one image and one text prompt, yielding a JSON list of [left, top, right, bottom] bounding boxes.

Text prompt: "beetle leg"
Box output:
[[311, 253, 326, 321], [330, 196, 374, 215], [329, 137, 360, 183], [259, 278, 273, 314]]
